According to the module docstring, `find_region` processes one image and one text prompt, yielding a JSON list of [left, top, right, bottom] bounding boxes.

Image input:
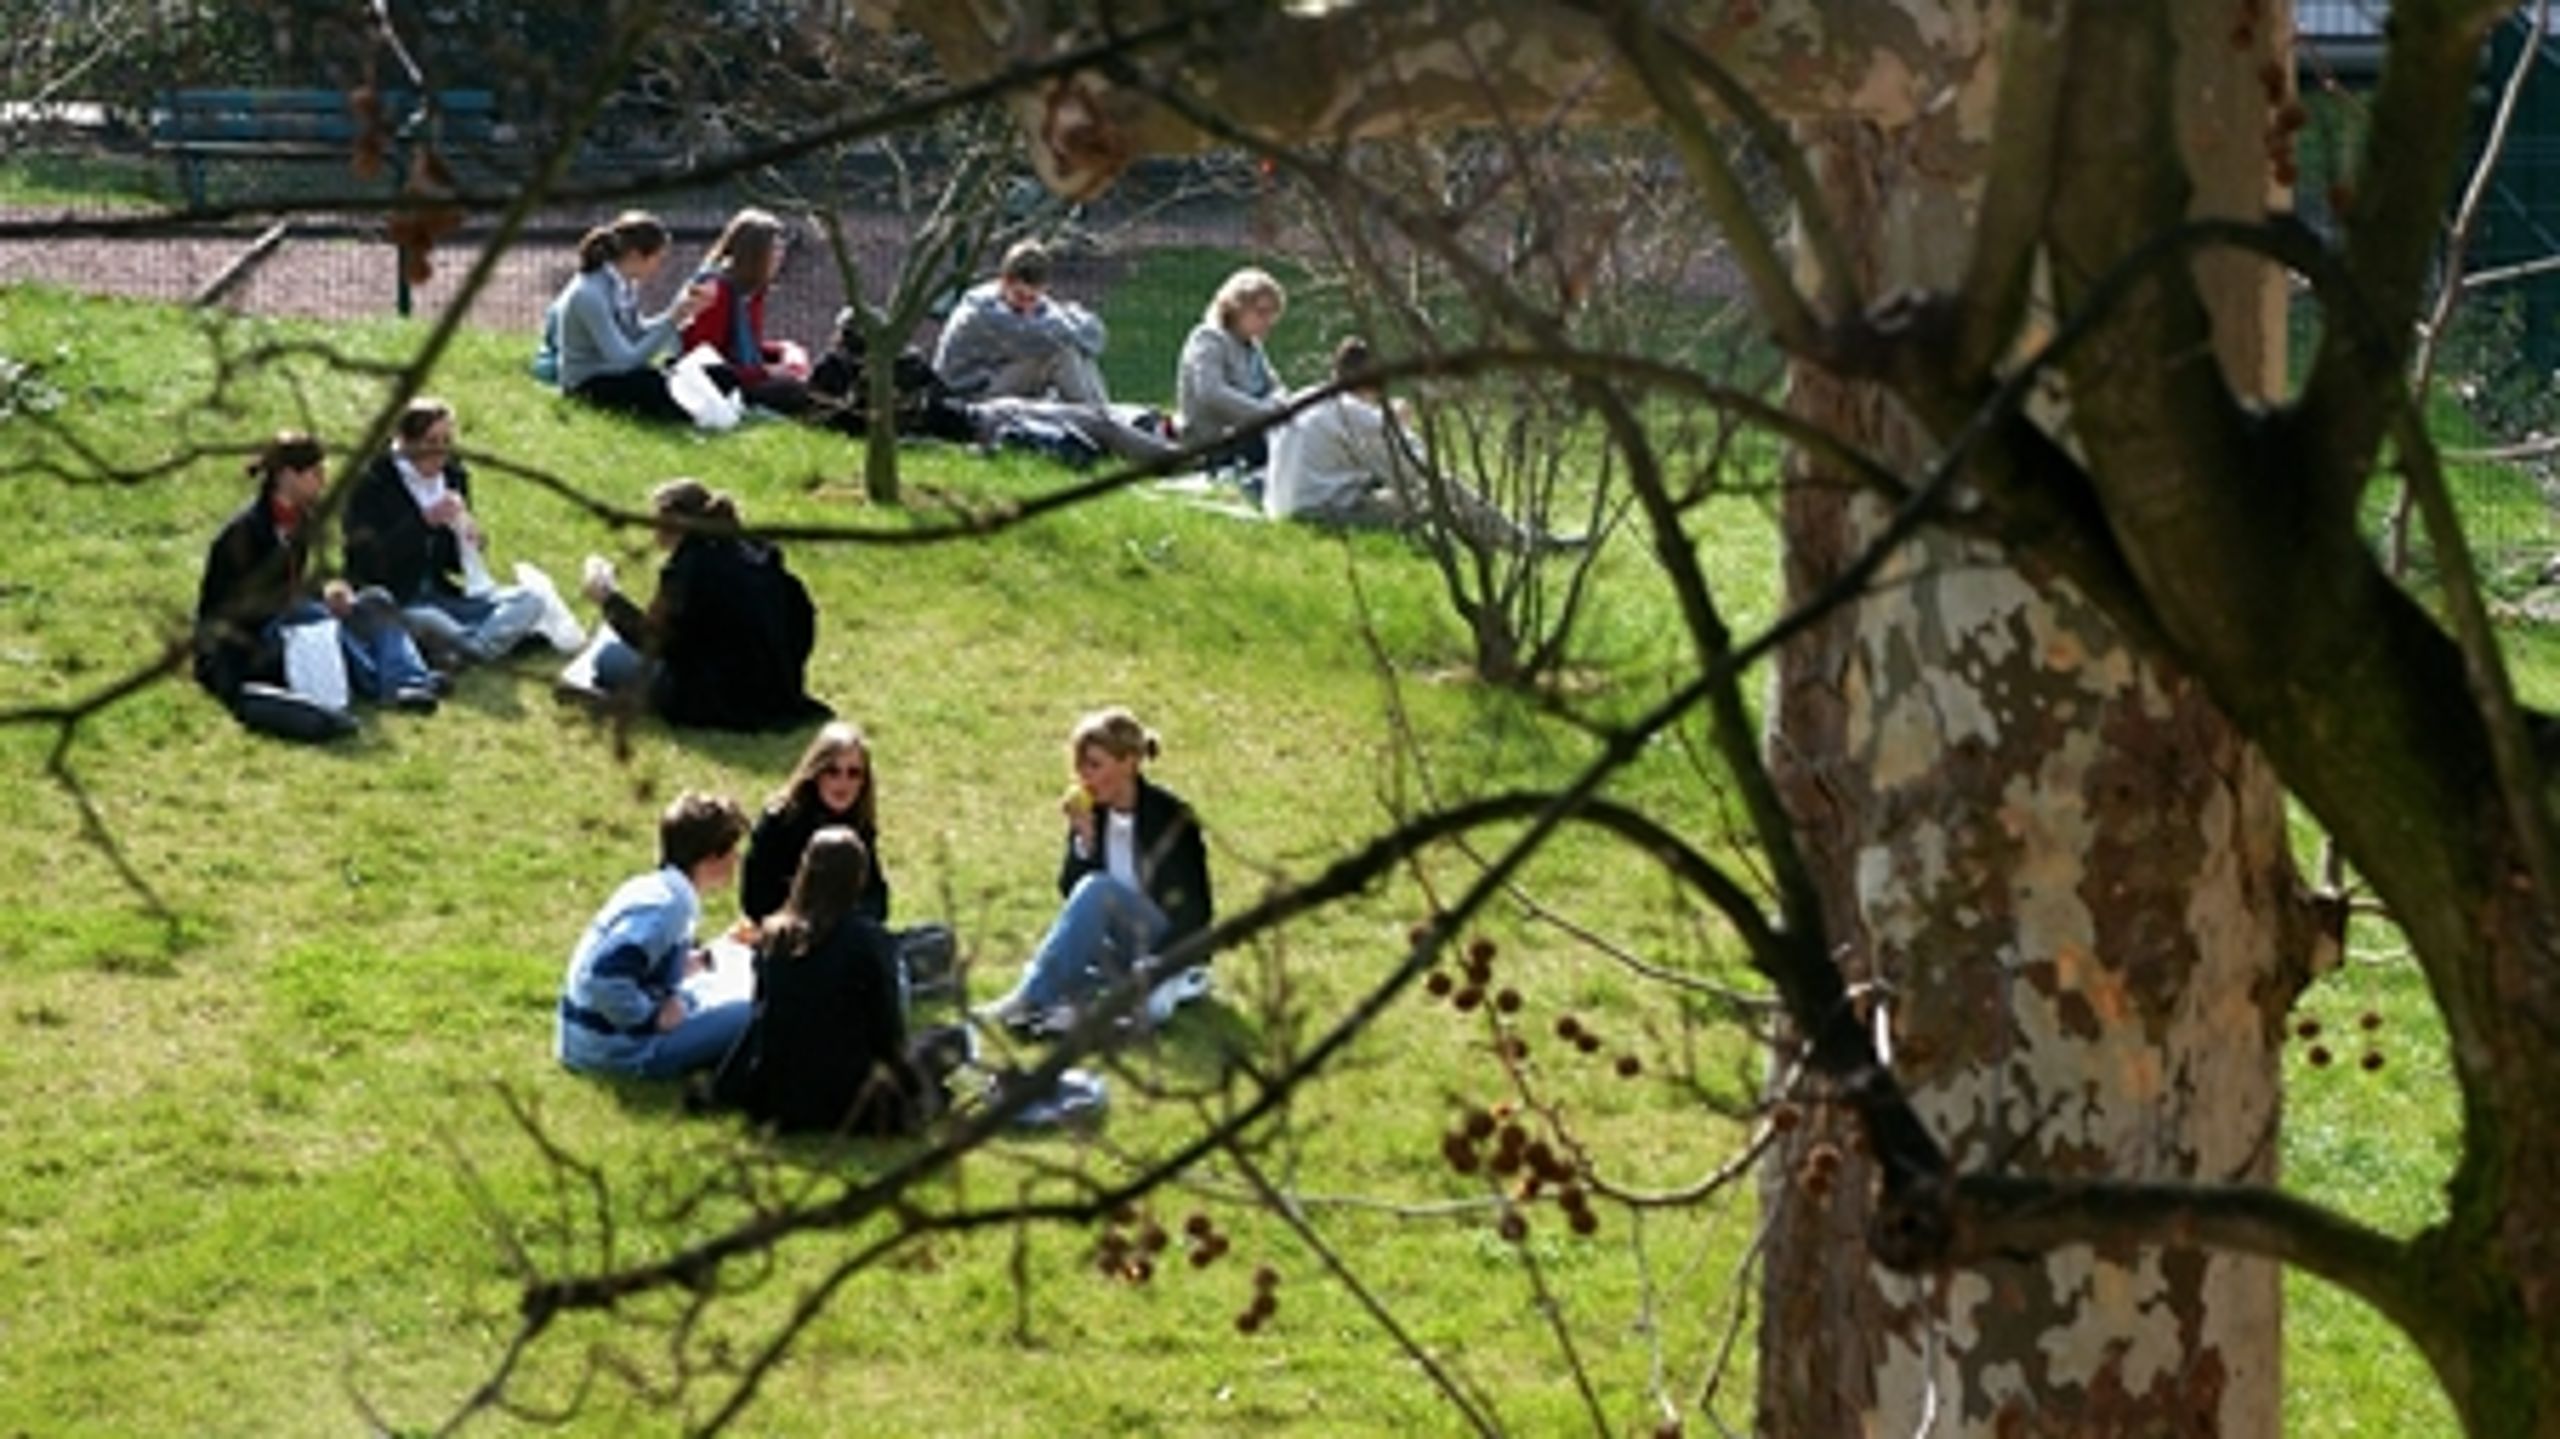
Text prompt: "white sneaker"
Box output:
[[973, 991, 1039, 1033], [1144, 966, 1213, 1027]]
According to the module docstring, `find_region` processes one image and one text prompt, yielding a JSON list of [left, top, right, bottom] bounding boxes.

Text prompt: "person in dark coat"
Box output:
[[194, 430, 441, 739], [713, 827, 966, 1135], [976, 706, 1214, 1034], [571, 478, 832, 733], [741, 721, 889, 926], [342, 397, 545, 665]]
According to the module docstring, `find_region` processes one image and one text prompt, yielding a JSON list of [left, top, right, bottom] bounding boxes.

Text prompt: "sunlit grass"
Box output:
[[0, 273, 2536, 1436]]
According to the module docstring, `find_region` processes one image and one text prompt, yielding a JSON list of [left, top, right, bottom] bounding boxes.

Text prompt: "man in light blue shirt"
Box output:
[[556, 791, 754, 1079]]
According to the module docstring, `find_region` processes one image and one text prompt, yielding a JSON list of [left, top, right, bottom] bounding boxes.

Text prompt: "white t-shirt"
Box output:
[[1103, 808, 1140, 889], [1266, 392, 1410, 519]]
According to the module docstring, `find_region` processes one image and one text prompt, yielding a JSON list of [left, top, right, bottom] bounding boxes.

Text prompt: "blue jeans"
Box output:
[[275, 594, 434, 698], [631, 996, 754, 1080], [1002, 873, 1168, 1011], [586, 635, 653, 693], [405, 588, 545, 664]]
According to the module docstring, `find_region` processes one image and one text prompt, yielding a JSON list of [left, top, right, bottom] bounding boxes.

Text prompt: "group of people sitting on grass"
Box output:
[[194, 404, 587, 740], [555, 707, 1213, 1135], [532, 209, 1574, 547], [193, 409, 831, 741]]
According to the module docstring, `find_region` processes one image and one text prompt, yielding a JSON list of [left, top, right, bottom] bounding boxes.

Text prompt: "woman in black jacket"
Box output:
[[195, 430, 442, 738], [740, 722, 889, 926], [573, 477, 833, 732], [977, 707, 1213, 1034], [713, 827, 956, 1135]]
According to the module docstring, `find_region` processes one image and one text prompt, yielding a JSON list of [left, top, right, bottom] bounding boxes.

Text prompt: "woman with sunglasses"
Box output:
[[740, 721, 889, 928]]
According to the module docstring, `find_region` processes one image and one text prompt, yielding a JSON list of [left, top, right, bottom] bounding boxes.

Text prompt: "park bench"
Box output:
[[149, 88, 498, 211], [150, 88, 499, 314]]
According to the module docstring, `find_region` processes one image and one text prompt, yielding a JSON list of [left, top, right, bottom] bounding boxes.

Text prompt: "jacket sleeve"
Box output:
[[602, 548, 687, 651], [858, 843, 891, 924], [678, 278, 731, 365], [1048, 302, 1106, 359], [566, 274, 675, 374], [740, 810, 794, 923], [1152, 800, 1214, 953], [580, 940, 666, 1030], [1177, 327, 1281, 439], [932, 291, 1004, 395], [1057, 822, 1101, 899], [843, 923, 923, 1121], [339, 459, 406, 594]]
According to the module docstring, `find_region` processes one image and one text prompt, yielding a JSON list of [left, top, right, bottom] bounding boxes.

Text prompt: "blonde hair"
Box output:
[[1207, 267, 1285, 332], [1069, 706, 1159, 765]]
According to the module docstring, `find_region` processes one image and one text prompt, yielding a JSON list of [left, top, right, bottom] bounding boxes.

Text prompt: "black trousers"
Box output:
[[571, 367, 691, 425]]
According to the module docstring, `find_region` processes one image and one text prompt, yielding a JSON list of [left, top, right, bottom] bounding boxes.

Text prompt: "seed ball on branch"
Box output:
[[1442, 1132, 1481, 1174], [1254, 1264, 1281, 1292], [1569, 1207, 1599, 1237], [1425, 971, 1455, 999], [1498, 1210, 1528, 1243], [2308, 1044, 2334, 1068], [1467, 936, 1498, 966], [1495, 988, 1523, 1014], [1556, 1014, 1583, 1041], [1615, 1053, 1643, 1079], [2360, 1010, 2383, 1031], [2295, 1017, 2322, 1041], [1453, 986, 1484, 1012], [2362, 1050, 2386, 1072], [1463, 1108, 1497, 1141], [1183, 1212, 1214, 1239]]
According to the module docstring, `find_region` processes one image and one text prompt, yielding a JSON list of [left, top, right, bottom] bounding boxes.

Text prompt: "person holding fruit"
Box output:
[[976, 707, 1214, 1036]]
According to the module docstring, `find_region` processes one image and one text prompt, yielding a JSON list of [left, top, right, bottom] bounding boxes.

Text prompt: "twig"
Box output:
[[1225, 1142, 1503, 1436]]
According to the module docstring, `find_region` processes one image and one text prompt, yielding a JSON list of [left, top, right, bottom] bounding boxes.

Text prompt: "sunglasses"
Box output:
[[820, 763, 867, 781]]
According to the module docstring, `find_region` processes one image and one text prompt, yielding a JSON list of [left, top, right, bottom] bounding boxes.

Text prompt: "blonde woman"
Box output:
[[1174, 266, 1288, 469], [979, 707, 1214, 1034]]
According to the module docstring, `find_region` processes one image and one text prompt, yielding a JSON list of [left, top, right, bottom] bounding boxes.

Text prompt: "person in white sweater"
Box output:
[[1174, 266, 1289, 469], [1267, 338, 1580, 554]]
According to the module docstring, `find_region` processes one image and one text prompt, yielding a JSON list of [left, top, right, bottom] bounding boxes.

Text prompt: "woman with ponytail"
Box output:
[[534, 211, 711, 423], [568, 477, 832, 732]]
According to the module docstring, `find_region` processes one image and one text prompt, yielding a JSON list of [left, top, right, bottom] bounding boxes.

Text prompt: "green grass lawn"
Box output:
[[0, 279, 2499, 1435]]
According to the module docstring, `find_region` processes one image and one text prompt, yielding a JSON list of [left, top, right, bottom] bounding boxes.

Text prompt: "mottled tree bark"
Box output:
[[1759, 9, 2295, 1416]]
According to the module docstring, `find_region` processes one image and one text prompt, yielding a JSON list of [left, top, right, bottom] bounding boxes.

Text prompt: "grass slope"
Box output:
[[0, 280, 2477, 1436]]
